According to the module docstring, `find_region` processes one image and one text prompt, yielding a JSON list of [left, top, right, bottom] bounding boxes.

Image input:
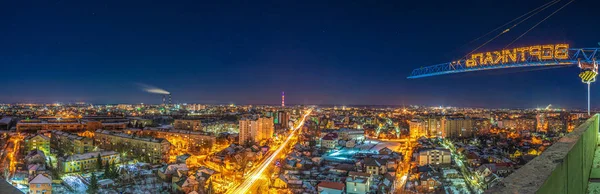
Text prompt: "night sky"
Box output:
[[1, 0, 599, 108]]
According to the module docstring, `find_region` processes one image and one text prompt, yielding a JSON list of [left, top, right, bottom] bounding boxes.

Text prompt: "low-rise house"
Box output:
[[363, 158, 388, 176], [346, 171, 371, 194], [379, 172, 397, 193], [25, 150, 46, 165], [196, 166, 221, 184], [171, 172, 188, 193], [29, 174, 52, 194], [317, 181, 345, 194], [180, 176, 199, 194], [466, 152, 481, 167], [273, 174, 303, 189], [346, 139, 356, 148], [321, 133, 339, 149], [158, 163, 189, 182], [27, 164, 49, 180], [418, 177, 441, 193], [476, 164, 496, 177], [494, 163, 514, 177]]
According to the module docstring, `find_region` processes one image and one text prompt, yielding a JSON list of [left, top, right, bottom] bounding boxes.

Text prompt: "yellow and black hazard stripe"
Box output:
[[579, 70, 597, 83]]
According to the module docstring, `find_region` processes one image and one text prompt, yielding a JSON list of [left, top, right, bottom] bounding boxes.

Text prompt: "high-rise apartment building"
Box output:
[[425, 117, 444, 137], [499, 118, 536, 131], [409, 119, 426, 139], [277, 111, 289, 129], [443, 117, 474, 138], [410, 117, 445, 138], [239, 117, 274, 144]]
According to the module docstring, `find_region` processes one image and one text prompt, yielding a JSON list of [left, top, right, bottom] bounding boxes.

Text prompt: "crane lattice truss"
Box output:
[[407, 48, 600, 79]]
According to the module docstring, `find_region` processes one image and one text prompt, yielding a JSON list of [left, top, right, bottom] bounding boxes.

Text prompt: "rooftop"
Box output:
[[63, 151, 118, 162], [29, 174, 51, 184], [318, 181, 345, 190], [95, 129, 168, 143], [52, 131, 86, 140]]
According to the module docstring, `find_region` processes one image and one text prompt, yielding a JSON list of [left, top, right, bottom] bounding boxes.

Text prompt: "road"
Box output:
[[395, 145, 413, 194], [442, 139, 483, 194], [226, 108, 312, 194]]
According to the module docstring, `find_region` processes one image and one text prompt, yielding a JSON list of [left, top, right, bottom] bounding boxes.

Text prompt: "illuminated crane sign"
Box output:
[[464, 44, 570, 67]]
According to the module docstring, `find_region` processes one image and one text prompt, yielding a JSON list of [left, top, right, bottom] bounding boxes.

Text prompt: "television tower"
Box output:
[[282, 91, 285, 107]]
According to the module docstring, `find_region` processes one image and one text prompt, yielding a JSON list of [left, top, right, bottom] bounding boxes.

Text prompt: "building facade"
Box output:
[[134, 128, 216, 154], [321, 133, 339, 149], [173, 119, 202, 131], [277, 111, 289, 129], [58, 151, 120, 173], [17, 118, 127, 132], [202, 121, 238, 134], [409, 119, 427, 140], [17, 119, 84, 132], [29, 174, 52, 194], [24, 134, 50, 156], [94, 129, 170, 164], [51, 131, 93, 155], [444, 117, 474, 138], [418, 148, 452, 166], [346, 171, 371, 194], [239, 117, 274, 145], [338, 128, 365, 142]]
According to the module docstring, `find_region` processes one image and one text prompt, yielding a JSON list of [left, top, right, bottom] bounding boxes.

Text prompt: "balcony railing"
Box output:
[[486, 114, 599, 194]]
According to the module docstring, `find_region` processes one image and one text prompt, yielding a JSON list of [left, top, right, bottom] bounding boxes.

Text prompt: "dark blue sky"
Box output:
[[1, 0, 599, 108]]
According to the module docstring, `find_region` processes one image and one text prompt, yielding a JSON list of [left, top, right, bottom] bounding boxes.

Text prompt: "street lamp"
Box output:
[[579, 59, 598, 116]]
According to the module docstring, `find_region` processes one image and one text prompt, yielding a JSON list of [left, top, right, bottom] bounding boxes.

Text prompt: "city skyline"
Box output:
[[2, 0, 599, 107], [3, 1, 600, 193]]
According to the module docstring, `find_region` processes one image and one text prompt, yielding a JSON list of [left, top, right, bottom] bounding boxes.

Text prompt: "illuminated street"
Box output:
[[442, 139, 483, 194], [227, 109, 312, 194]]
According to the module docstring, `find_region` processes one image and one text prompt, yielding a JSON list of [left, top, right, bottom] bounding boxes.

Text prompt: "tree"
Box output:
[[109, 161, 119, 179], [48, 157, 60, 180], [88, 172, 99, 194], [96, 153, 103, 170], [206, 180, 214, 194], [48, 157, 54, 169], [104, 161, 111, 178]]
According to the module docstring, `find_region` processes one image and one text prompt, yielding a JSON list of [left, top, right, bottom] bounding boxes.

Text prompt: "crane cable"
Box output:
[[504, 0, 575, 49], [464, 0, 561, 46], [463, 0, 562, 58]]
